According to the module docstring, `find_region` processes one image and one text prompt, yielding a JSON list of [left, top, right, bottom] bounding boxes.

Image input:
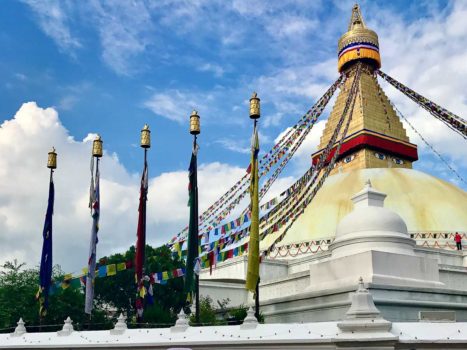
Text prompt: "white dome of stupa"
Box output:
[[336, 180, 408, 237], [331, 179, 415, 259]]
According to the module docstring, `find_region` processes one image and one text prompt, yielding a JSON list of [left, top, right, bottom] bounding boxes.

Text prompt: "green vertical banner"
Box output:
[[185, 144, 199, 298]]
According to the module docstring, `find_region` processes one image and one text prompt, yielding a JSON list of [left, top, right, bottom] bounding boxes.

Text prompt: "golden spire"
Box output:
[[312, 4, 417, 175], [348, 4, 366, 30], [337, 4, 380, 72]]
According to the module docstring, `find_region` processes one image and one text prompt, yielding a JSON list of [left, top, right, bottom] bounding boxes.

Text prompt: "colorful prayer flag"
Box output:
[[107, 264, 117, 276], [37, 176, 54, 317], [135, 156, 149, 319], [85, 156, 100, 314]]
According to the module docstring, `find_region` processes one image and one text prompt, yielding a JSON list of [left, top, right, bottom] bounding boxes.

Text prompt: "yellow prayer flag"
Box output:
[[246, 126, 260, 294], [162, 271, 169, 280], [116, 262, 126, 271], [107, 264, 117, 276], [174, 242, 182, 258], [61, 274, 72, 289]]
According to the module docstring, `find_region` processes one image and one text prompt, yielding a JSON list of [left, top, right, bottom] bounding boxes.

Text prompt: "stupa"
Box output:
[[199, 4, 467, 323], [261, 3, 467, 249]]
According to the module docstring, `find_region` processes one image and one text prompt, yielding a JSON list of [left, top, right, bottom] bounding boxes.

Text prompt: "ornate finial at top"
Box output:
[[47, 147, 57, 169], [249, 92, 260, 120], [92, 134, 103, 158], [190, 110, 200, 135], [337, 4, 380, 72], [348, 4, 366, 30], [141, 124, 151, 148]]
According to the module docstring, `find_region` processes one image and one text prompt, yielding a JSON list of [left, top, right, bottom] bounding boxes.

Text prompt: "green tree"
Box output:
[[94, 244, 186, 325], [0, 260, 108, 332], [0, 243, 187, 332]]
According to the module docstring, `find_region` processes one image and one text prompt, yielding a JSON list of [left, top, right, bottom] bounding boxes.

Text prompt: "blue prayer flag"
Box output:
[[98, 265, 106, 278], [38, 179, 54, 317]]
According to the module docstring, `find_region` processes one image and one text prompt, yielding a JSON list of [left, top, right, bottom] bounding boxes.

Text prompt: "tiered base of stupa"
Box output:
[[199, 179, 467, 323]]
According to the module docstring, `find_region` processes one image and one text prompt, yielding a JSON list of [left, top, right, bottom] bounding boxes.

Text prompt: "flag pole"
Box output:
[[194, 133, 200, 325], [253, 117, 260, 321], [85, 135, 103, 323], [136, 124, 150, 323], [187, 110, 201, 324], [245, 92, 261, 320], [37, 147, 57, 329]]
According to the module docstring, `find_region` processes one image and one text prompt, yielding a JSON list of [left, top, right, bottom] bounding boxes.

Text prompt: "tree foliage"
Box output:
[[0, 244, 254, 332], [0, 260, 107, 332], [94, 244, 186, 326], [0, 244, 187, 332]]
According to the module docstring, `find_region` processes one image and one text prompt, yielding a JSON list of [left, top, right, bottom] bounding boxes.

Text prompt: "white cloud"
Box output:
[[0, 102, 245, 272], [372, 0, 467, 164], [87, 0, 155, 76], [15, 73, 27, 81], [197, 63, 225, 78], [265, 15, 317, 40], [57, 95, 78, 111], [22, 0, 81, 52], [214, 138, 250, 154], [143, 90, 214, 124]]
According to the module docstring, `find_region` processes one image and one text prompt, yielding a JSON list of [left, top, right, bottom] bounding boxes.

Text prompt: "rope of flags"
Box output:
[[377, 69, 467, 139], [171, 69, 466, 254], [262, 64, 362, 256], [201, 75, 345, 232], [389, 94, 467, 186], [258, 76, 345, 199], [170, 75, 345, 246], [183, 70, 357, 269], [48, 262, 186, 296], [173, 89, 334, 251], [167, 74, 345, 269]]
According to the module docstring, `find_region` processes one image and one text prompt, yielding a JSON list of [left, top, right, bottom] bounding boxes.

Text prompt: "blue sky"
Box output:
[[0, 0, 454, 174], [0, 0, 466, 271]]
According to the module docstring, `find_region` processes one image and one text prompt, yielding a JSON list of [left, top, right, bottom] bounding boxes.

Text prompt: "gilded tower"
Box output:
[[312, 4, 418, 175]]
